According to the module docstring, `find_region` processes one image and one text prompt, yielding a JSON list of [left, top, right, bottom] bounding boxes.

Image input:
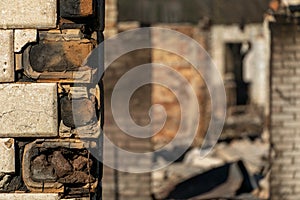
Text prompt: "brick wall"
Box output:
[[270, 22, 300, 199], [102, 48, 152, 200], [104, 0, 118, 38], [151, 24, 210, 148], [102, 21, 211, 199], [0, 0, 104, 199], [103, 1, 153, 199]]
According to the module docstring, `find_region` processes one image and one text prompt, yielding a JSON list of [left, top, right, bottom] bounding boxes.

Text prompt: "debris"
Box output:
[[166, 161, 257, 200], [31, 155, 56, 181], [214, 139, 269, 175], [152, 139, 269, 199], [184, 148, 225, 169], [73, 156, 93, 171], [221, 106, 263, 141], [58, 171, 94, 184], [0, 174, 10, 189], [50, 151, 73, 178]]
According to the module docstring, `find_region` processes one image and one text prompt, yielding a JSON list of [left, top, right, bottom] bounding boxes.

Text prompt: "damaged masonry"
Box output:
[[2, 0, 300, 200], [0, 0, 104, 199], [102, 0, 300, 199]]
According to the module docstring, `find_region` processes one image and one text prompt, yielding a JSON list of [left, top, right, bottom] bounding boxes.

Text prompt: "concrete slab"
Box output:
[[0, 0, 57, 29], [0, 83, 58, 137]]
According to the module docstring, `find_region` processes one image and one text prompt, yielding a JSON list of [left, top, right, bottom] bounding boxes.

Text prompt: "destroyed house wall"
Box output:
[[211, 24, 270, 110], [151, 24, 210, 148], [102, 0, 269, 198], [102, 22, 212, 199], [0, 0, 104, 199], [270, 22, 300, 200]]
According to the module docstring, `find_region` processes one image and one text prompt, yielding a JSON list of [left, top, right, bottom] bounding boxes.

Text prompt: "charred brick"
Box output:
[[60, 0, 94, 18], [58, 171, 95, 184], [72, 156, 93, 171], [60, 97, 97, 128], [31, 155, 57, 182], [50, 151, 73, 178], [29, 40, 94, 73]]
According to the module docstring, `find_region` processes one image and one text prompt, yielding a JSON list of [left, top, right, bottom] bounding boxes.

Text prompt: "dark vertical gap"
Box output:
[[98, 31, 104, 200], [225, 42, 251, 106], [113, 143, 119, 200], [96, 0, 105, 32]]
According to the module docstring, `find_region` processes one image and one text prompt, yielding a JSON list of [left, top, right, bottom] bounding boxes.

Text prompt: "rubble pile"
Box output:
[[152, 138, 269, 200], [221, 106, 264, 141], [31, 148, 95, 185]]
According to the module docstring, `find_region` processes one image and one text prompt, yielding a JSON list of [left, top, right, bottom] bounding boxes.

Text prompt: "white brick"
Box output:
[[284, 120, 300, 128], [0, 193, 58, 200], [277, 186, 294, 194], [273, 68, 295, 76], [284, 106, 300, 113], [274, 143, 294, 151], [272, 62, 283, 69], [272, 128, 295, 135], [273, 84, 294, 91], [272, 99, 289, 106], [0, 138, 14, 173], [283, 76, 300, 84], [281, 165, 300, 172], [0, 0, 56, 29], [272, 114, 294, 122], [0, 30, 14, 83], [0, 83, 58, 137], [273, 157, 293, 164]]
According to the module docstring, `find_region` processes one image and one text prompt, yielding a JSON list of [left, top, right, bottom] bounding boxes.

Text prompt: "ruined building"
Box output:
[[102, 0, 271, 199], [269, 0, 300, 199], [0, 0, 104, 199]]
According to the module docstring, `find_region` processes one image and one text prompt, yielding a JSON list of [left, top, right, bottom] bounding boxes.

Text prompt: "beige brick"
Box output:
[[0, 0, 56, 29], [14, 29, 37, 53], [272, 62, 283, 69], [272, 114, 294, 122], [0, 83, 58, 137], [272, 84, 294, 91], [274, 144, 293, 152], [272, 77, 282, 84], [282, 165, 300, 172], [283, 106, 300, 113], [273, 157, 293, 165], [286, 0, 300, 5], [283, 76, 300, 84], [0, 30, 14, 83], [0, 138, 14, 173], [284, 121, 300, 128], [0, 194, 58, 200], [283, 61, 300, 68], [277, 186, 294, 194]]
